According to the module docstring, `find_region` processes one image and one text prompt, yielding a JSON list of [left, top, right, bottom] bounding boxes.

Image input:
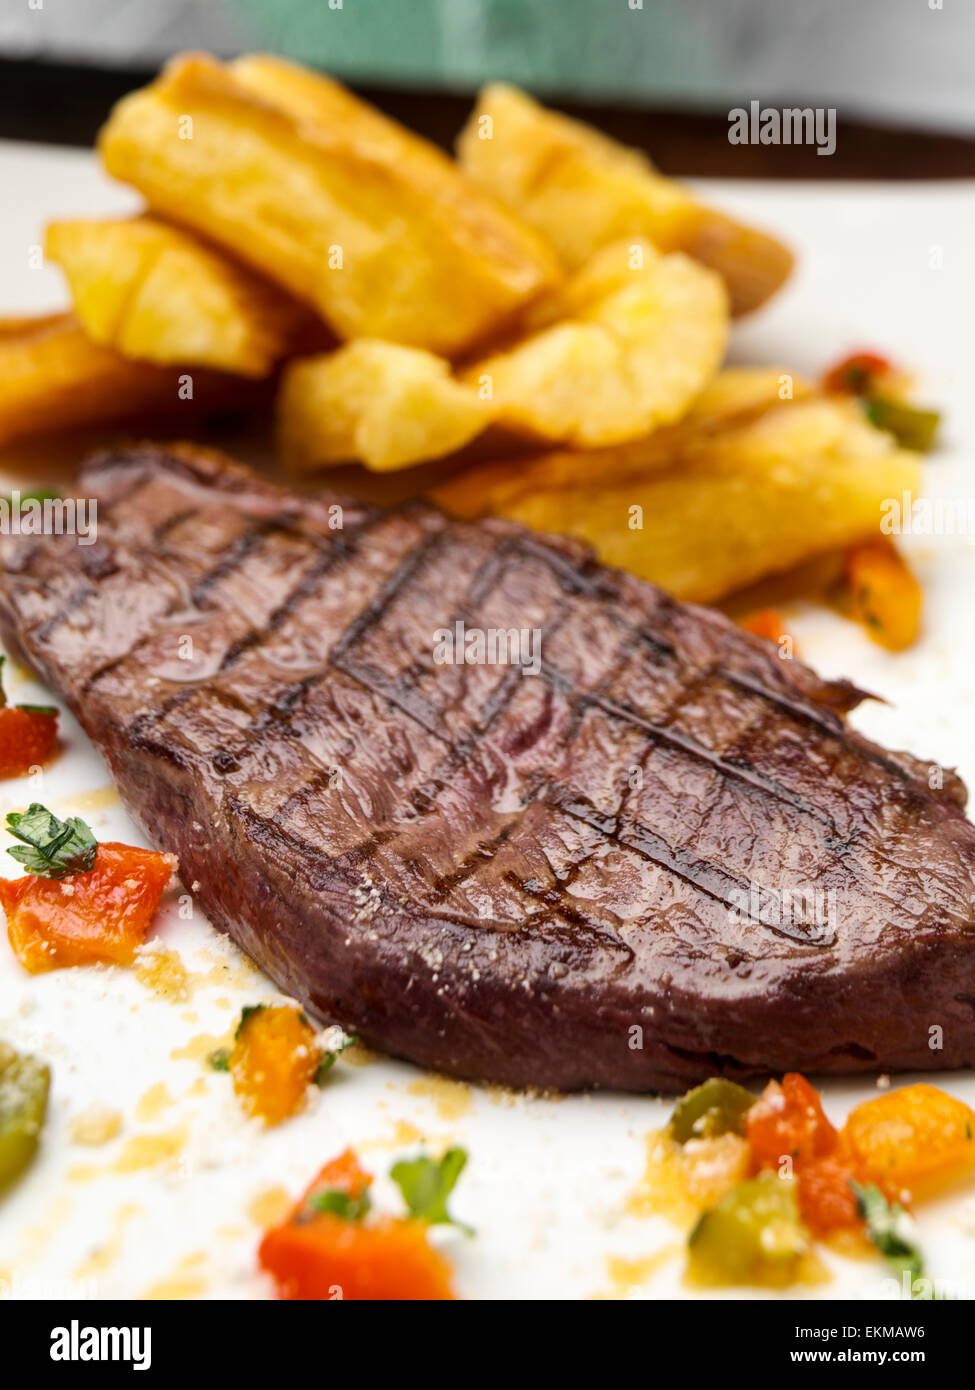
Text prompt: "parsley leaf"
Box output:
[[6, 804, 97, 879], [851, 1180, 923, 1283], [390, 1148, 472, 1232], [308, 1188, 372, 1221], [314, 1034, 357, 1085], [0, 655, 58, 715], [208, 1048, 231, 1072], [234, 1003, 266, 1039]]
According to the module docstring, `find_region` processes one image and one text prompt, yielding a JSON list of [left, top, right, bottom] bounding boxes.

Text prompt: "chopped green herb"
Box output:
[[314, 1034, 357, 1086], [308, 1188, 372, 1221], [5, 804, 97, 879], [234, 1003, 266, 1039], [0, 656, 58, 716], [390, 1147, 472, 1232], [208, 1048, 231, 1072], [851, 1180, 923, 1283]]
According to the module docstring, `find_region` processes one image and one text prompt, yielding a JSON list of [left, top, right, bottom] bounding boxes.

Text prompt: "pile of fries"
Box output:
[[3, 54, 935, 645]]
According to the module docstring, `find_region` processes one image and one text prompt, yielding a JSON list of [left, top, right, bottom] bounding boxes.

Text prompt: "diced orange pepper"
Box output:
[[746, 1073, 839, 1174], [259, 1148, 456, 1301], [0, 842, 175, 972], [228, 1003, 321, 1126], [0, 706, 58, 779], [739, 609, 796, 654], [844, 538, 921, 652], [841, 1083, 975, 1202]]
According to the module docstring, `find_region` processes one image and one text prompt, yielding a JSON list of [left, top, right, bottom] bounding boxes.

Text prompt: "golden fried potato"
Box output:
[[462, 238, 728, 447], [278, 340, 495, 472], [457, 84, 793, 315], [432, 382, 921, 602], [0, 314, 249, 448], [681, 365, 813, 422], [98, 54, 560, 357], [45, 216, 305, 376]]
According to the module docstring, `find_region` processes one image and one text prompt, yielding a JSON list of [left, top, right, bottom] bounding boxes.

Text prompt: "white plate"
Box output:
[[1, 140, 974, 1301]]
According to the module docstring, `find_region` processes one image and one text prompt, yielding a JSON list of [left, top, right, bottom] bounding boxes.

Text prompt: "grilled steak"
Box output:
[[2, 444, 975, 1092]]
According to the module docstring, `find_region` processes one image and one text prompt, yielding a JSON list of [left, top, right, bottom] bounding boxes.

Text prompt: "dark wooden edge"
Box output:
[[3, 57, 975, 179]]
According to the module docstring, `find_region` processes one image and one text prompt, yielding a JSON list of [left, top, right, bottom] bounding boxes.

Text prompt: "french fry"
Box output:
[[431, 382, 921, 603], [461, 238, 728, 447], [0, 314, 250, 448], [98, 54, 560, 357], [278, 341, 495, 472], [281, 240, 726, 470], [457, 83, 794, 315], [45, 216, 306, 376]]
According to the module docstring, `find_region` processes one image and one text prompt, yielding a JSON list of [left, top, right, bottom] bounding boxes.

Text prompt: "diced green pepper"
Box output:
[[668, 1077, 756, 1143], [865, 398, 940, 452], [688, 1174, 808, 1286], [0, 1041, 50, 1194]]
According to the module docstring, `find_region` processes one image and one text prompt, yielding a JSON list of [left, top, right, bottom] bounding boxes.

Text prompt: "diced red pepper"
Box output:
[[823, 351, 892, 396], [0, 706, 58, 779], [259, 1149, 456, 1301], [739, 609, 795, 652], [746, 1072, 839, 1173], [0, 842, 175, 972], [300, 1150, 373, 1208], [797, 1153, 861, 1234]]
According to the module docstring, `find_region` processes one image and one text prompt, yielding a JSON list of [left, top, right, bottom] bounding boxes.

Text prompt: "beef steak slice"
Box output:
[[2, 443, 975, 1091]]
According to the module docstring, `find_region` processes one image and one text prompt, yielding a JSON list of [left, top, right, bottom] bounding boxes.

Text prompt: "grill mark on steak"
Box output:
[[79, 518, 284, 696], [310, 533, 580, 883], [266, 596, 571, 881], [121, 509, 390, 766], [181, 520, 278, 605], [722, 664, 923, 789], [329, 530, 456, 741], [4, 443, 975, 1091], [587, 691, 837, 832], [550, 788, 835, 947]]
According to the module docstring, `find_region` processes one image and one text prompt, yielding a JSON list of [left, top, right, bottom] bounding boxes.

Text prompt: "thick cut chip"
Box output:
[[45, 216, 306, 376], [0, 314, 249, 448], [457, 83, 793, 315], [462, 238, 728, 447], [279, 341, 494, 472], [98, 54, 560, 356], [432, 377, 921, 602]]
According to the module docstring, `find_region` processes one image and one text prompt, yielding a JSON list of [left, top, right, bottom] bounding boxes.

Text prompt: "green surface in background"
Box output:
[[230, 0, 720, 103]]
